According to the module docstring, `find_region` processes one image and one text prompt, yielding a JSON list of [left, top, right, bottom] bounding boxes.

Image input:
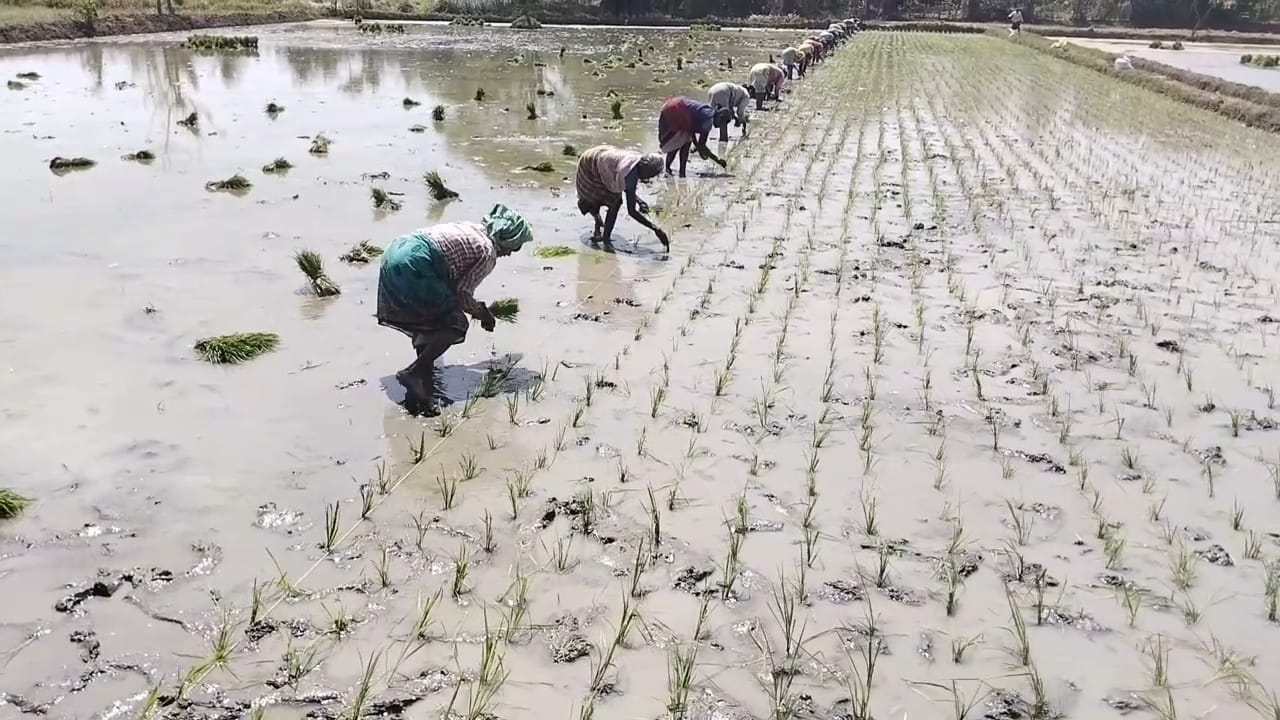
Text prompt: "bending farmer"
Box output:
[[377, 205, 532, 416], [707, 81, 752, 141], [747, 63, 786, 109], [575, 145, 669, 249], [657, 96, 731, 177]]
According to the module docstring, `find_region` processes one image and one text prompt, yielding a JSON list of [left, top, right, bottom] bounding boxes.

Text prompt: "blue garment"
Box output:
[[377, 231, 457, 335]]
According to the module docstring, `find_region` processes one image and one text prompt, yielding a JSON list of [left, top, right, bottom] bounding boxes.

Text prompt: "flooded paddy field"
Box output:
[[1062, 36, 1280, 90], [4, 24, 1280, 720]]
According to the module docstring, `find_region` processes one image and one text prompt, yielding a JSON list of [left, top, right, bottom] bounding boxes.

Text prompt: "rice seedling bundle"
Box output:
[[489, 297, 520, 322], [295, 249, 341, 296], [339, 241, 384, 263], [0, 488, 32, 519], [206, 174, 251, 192], [49, 156, 95, 170], [194, 332, 280, 364], [424, 170, 459, 200], [123, 150, 155, 162], [533, 245, 576, 258], [262, 157, 292, 173]]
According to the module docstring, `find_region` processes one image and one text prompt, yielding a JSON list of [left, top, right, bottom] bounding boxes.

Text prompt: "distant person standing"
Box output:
[[1008, 8, 1024, 37]]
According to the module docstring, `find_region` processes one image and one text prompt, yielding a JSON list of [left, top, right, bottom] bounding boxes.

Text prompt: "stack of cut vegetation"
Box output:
[[265, 101, 285, 116], [358, 22, 407, 34], [194, 332, 279, 364], [489, 297, 520, 322], [206, 173, 251, 192], [262, 157, 292, 173], [185, 34, 259, 52], [424, 170, 459, 200], [1242, 54, 1280, 68], [309, 134, 331, 155], [522, 162, 554, 173], [49, 156, 95, 172], [122, 150, 156, 162], [0, 488, 31, 519], [339, 241, 383, 264], [510, 13, 542, 29], [371, 187, 402, 211], [295, 249, 341, 296], [450, 16, 485, 26]]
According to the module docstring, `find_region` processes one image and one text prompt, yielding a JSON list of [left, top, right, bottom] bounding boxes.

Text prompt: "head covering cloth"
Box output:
[[483, 204, 532, 252]]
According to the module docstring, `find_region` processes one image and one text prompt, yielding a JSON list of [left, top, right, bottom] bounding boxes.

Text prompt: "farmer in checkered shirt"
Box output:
[[377, 204, 532, 416]]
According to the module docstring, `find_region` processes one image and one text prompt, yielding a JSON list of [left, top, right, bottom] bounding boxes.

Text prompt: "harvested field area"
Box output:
[[3, 25, 1280, 720]]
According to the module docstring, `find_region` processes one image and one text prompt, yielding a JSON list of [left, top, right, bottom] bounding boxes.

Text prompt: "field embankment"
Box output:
[[0, 9, 315, 43]]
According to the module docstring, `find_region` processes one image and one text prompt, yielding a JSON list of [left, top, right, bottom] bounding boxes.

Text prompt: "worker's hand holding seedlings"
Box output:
[[575, 145, 669, 248], [376, 204, 532, 416]]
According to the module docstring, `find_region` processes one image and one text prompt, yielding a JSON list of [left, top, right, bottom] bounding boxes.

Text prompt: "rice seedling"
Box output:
[[1266, 561, 1280, 621], [1231, 500, 1245, 531], [1245, 531, 1263, 561], [525, 102, 538, 120], [437, 472, 458, 510], [721, 523, 745, 599], [610, 97, 624, 119], [193, 332, 279, 364], [650, 385, 666, 418], [951, 633, 980, 664], [338, 240, 383, 263], [424, 170, 460, 200], [261, 157, 292, 174], [309, 134, 331, 154], [551, 536, 577, 572], [371, 187, 401, 211], [123, 150, 155, 162], [265, 101, 284, 115], [1105, 532, 1126, 570], [562, 144, 578, 157], [431, 104, 445, 121], [1169, 541, 1198, 590], [533, 245, 576, 258], [1005, 499, 1033, 545], [0, 488, 32, 519], [450, 546, 472, 598], [860, 485, 879, 536], [294, 249, 341, 297], [842, 595, 883, 720], [205, 173, 252, 192], [522, 162, 554, 173], [1003, 583, 1031, 666], [474, 87, 486, 101]]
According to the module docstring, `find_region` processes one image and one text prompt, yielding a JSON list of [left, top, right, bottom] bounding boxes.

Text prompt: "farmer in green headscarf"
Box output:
[[377, 204, 532, 416]]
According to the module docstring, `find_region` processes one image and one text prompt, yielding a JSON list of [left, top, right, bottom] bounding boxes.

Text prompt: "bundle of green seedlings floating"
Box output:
[[403, 97, 421, 108], [7, 80, 24, 90], [489, 298, 519, 322], [526, 102, 538, 120], [562, 144, 578, 157], [532, 245, 575, 258], [194, 332, 279, 364], [205, 173, 251, 192], [424, 170, 459, 200], [0, 488, 32, 519], [265, 101, 284, 115], [371, 187, 402, 211], [474, 87, 486, 101], [432, 105, 445, 121], [339, 240, 383, 263], [16, 72, 39, 80], [522, 162, 554, 173], [262, 157, 292, 173], [610, 97, 624, 119], [177, 112, 198, 128], [185, 34, 259, 52], [309, 134, 331, 154], [49, 156, 95, 171], [294, 249, 341, 296], [122, 150, 155, 162]]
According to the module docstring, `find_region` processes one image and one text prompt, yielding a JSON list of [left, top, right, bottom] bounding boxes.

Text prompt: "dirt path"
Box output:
[[3, 29, 1280, 720]]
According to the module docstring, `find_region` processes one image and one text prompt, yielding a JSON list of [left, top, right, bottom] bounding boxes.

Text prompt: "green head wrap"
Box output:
[[483, 204, 533, 252]]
